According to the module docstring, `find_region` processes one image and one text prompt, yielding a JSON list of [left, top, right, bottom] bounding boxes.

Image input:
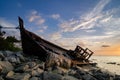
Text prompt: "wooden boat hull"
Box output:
[[18, 17, 93, 62], [19, 17, 68, 61]]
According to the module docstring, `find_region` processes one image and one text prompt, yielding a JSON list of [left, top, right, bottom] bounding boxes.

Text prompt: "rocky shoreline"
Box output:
[[0, 51, 120, 80]]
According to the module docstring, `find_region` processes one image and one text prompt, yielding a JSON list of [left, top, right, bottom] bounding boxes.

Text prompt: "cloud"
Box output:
[[28, 10, 45, 25], [37, 29, 44, 33], [0, 18, 20, 39], [46, 0, 120, 55], [54, 0, 120, 50], [73, 16, 101, 30], [0, 18, 16, 27], [37, 0, 120, 52], [59, 16, 101, 32], [100, 15, 112, 23], [85, 29, 96, 33], [36, 19, 45, 25], [101, 45, 110, 47], [50, 14, 60, 19], [37, 26, 48, 33], [50, 32, 62, 40], [51, 37, 87, 50], [28, 10, 47, 33], [83, 0, 111, 20], [28, 11, 40, 22], [59, 0, 111, 32]]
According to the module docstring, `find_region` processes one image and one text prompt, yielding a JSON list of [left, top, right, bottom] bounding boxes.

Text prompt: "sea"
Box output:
[[90, 56, 120, 75]]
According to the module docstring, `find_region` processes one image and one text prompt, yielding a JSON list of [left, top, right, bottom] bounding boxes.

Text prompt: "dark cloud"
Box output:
[[101, 45, 110, 47]]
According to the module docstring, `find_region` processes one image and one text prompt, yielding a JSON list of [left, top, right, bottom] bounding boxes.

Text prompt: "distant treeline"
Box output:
[[0, 36, 21, 51]]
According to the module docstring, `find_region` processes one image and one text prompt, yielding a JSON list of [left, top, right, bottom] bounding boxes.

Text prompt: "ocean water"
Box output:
[[90, 56, 120, 75]]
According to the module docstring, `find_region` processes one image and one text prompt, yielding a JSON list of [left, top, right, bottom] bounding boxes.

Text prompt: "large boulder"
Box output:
[[63, 75, 79, 80], [0, 76, 4, 80], [6, 73, 31, 80], [82, 74, 97, 80], [30, 77, 39, 80], [14, 64, 29, 73], [15, 51, 25, 61], [6, 71, 14, 78], [43, 71, 63, 80], [31, 68, 43, 77], [90, 69, 112, 80], [52, 66, 68, 76], [0, 61, 14, 74], [5, 55, 21, 64], [45, 53, 71, 69], [2, 51, 13, 57], [27, 62, 37, 68], [114, 75, 120, 80]]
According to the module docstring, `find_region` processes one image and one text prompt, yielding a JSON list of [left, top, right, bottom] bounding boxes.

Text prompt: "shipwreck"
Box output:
[[18, 17, 94, 67], [0, 17, 94, 68]]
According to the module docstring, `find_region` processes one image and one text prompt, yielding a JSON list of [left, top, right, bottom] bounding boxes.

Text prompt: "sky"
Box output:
[[0, 0, 120, 55]]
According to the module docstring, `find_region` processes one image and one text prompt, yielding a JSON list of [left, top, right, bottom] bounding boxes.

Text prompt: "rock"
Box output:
[[31, 68, 43, 77], [37, 68, 43, 74], [27, 62, 37, 68], [45, 67, 52, 72], [113, 75, 120, 80], [30, 77, 39, 80], [2, 51, 13, 57], [16, 57, 21, 63], [43, 71, 63, 80], [0, 76, 4, 80], [91, 69, 111, 80], [15, 64, 29, 72], [74, 72, 83, 79], [39, 62, 45, 70], [6, 55, 21, 64], [68, 69, 76, 75], [0, 65, 2, 72], [52, 66, 68, 75], [15, 51, 25, 61], [63, 75, 79, 80], [31, 70, 38, 77], [7, 73, 31, 80], [0, 51, 5, 59], [68, 66, 96, 80], [68, 69, 82, 79], [45, 53, 71, 69], [32, 64, 40, 70], [6, 71, 14, 78], [0, 61, 14, 74], [94, 73, 110, 80], [82, 74, 97, 80]]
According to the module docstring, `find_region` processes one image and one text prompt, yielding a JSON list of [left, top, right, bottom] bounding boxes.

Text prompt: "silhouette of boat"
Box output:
[[19, 17, 93, 62]]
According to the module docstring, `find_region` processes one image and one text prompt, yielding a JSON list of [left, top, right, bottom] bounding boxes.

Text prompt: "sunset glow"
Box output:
[[95, 44, 120, 56]]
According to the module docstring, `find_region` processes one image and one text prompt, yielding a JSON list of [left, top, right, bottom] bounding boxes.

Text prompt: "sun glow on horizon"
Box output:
[[94, 43, 120, 56]]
